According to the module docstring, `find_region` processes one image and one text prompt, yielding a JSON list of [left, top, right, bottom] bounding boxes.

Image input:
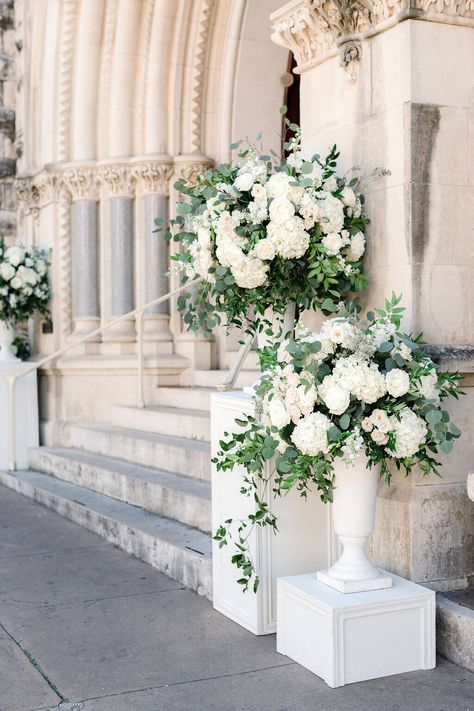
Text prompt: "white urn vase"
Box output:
[[0, 321, 19, 362], [257, 302, 296, 349], [317, 455, 392, 593]]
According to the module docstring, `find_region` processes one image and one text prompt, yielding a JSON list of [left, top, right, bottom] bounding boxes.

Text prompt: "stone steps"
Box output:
[[65, 422, 212, 481], [437, 588, 474, 672], [0, 468, 212, 598], [111, 404, 210, 441], [154, 386, 217, 411], [28, 447, 212, 533]]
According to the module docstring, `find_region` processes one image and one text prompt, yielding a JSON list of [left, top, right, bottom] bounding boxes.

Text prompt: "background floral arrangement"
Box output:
[[0, 236, 51, 325], [213, 293, 463, 591], [158, 114, 369, 336]]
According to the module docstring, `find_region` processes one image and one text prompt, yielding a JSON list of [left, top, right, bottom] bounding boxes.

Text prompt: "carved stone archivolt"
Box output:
[[271, 0, 474, 76]]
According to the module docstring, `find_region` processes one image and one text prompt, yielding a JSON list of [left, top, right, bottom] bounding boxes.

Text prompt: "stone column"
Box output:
[[100, 164, 136, 347], [271, 0, 474, 591], [172, 155, 214, 370], [62, 168, 100, 340], [132, 158, 174, 350]]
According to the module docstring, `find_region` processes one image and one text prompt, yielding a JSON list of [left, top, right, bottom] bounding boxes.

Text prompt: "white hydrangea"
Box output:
[[268, 397, 291, 429], [5, 245, 25, 267], [318, 195, 344, 234], [230, 256, 268, 289], [266, 172, 304, 205], [345, 232, 366, 262], [291, 412, 331, 456], [267, 216, 310, 259], [418, 371, 439, 402], [299, 194, 321, 230], [356, 364, 387, 404], [390, 408, 428, 458], [0, 262, 15, 281], [197, 228, 211, 250], [386, 368, 410, 398], [216, 238, 243, 269], [322, 232, 344, 256], [193, 248, 214, 277], [322, 176, 338, 192]]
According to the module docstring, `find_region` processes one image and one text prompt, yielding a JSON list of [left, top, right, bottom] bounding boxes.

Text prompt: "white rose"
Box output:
[[269, 197, 295, 225], [370, 408, 392, 433], [340, 187, 356, 207], [230, 256, 268, 289], [322, 384, 350, 415], [197, 228, 211, 250], [371, 429, 389, 445], [323, 176, 338, 192], [386, 368, 410, 398], [251, 183, 267, 203], [234, 172, 255, 192], [5, 246, 25, 267], [322, 232, 343, 256], [361, 417, 373, 432], [268, 397, 291, 429], [253, 238, 275, 261], [0, 262, 15, 281]]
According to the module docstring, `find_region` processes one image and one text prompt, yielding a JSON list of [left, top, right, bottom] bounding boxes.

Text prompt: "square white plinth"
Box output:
[[277, 572, 435, 688]]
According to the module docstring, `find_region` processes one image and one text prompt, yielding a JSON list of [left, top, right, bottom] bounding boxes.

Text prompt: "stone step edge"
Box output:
[[436, 594, 474, 672], [68, 422, 212, 453], [0, 470, 212, 599], [29, 447, 212, 533]]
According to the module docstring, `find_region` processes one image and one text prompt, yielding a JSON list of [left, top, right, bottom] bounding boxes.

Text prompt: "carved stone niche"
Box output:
[[271, 0, 474, 79]]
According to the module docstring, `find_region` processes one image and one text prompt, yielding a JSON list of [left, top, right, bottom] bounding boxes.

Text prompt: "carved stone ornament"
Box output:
[[14, 171, 59, 216], [271, 0, 474, 76], [132, 160, 174, 195], [61, 168, 100, 201], [172, 155, 214, 187], [99, 164, 136, 197]]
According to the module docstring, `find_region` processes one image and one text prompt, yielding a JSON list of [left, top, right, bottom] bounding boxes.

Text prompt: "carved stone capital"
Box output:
[[271, 0, 474, 76], [14, 171, 59, 216], [99, 163, 135, 197], [131, 158, 174, 195], [61, 168, 100, 201], [172, 155, 214, 186]]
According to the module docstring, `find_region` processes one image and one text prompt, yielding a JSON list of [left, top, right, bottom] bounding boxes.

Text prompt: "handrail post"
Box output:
[[7, 374, 16, 471], [136, 310, 145, 409]]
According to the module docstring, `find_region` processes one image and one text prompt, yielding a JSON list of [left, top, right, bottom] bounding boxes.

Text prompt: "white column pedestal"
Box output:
[[211, 391, 334, 635], [277, 572, 435, 688], [0, 362, 39, 470]]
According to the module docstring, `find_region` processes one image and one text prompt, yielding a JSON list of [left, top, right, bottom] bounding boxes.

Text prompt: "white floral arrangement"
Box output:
[[214, 294, 463, 591], [0, 237, 51, 325], [158, 116, 370, 336]]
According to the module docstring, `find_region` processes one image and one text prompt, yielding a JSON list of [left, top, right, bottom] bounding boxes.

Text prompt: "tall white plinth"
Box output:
[[277, 573, 435, 688], [211, 391, 334, 635], [0, 362, 39, 470]]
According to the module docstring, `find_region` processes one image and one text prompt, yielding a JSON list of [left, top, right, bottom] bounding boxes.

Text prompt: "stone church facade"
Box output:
[[0, 0, 473, 667]]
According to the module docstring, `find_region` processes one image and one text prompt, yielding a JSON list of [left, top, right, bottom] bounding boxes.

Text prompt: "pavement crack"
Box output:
[[0, 621, 67, 704]]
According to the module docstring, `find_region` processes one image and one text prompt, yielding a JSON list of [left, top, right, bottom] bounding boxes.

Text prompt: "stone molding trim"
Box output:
[[270, 0, 474, 76], [14, 156, 214, 213]]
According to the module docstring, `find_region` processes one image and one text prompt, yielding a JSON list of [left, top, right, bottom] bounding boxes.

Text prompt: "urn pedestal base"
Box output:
[[316, 568, 392, 593], [277, 572, 435, 688]]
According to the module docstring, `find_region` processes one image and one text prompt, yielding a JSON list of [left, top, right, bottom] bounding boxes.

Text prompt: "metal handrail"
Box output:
[[3, 277, 204, 471]]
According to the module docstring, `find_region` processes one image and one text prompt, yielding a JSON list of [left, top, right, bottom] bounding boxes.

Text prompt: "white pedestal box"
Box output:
[[0, 362, 39, 470], [211, 391, 334, 635], [277, 573, 435, 688]]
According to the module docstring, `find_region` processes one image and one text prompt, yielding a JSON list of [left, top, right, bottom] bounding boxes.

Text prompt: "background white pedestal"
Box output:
[[277, 573, 435, 688], [0, 363, 39, 470], [211, 391, 335, 635]]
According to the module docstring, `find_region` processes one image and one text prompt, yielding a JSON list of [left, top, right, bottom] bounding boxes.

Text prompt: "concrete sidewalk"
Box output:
[[0, 487, 472, 711]]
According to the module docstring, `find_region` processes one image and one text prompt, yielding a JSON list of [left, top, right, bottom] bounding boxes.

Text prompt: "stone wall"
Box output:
[[0, 0, 16, 238]]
